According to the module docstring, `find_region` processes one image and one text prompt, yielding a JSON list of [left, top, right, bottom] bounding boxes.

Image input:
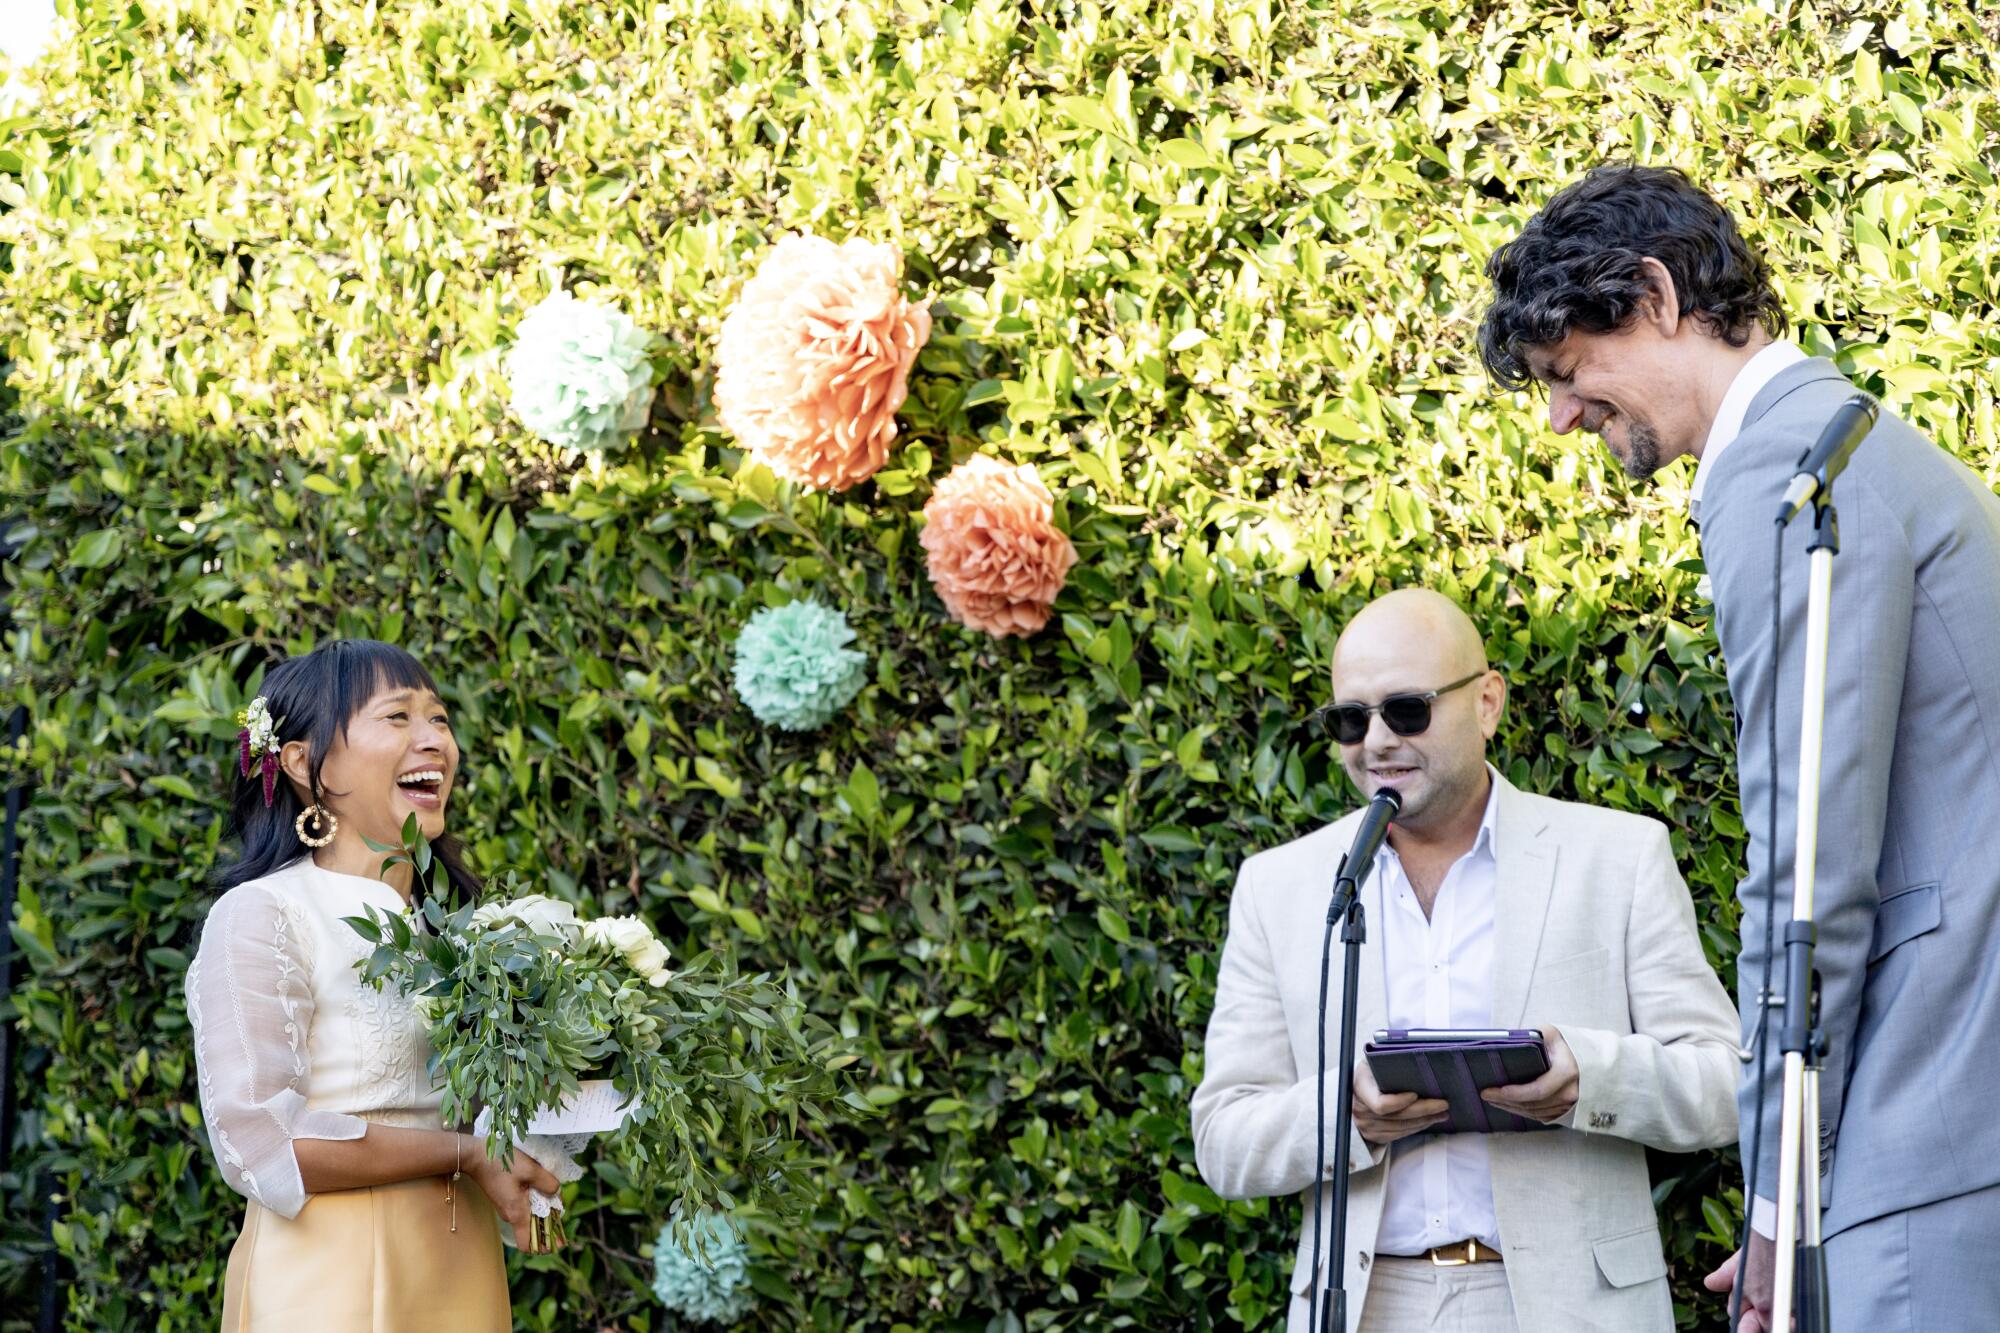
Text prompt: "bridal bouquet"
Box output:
[[345, 821, 857, 1250]]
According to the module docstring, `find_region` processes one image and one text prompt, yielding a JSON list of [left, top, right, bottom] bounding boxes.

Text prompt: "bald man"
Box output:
[[1191, 591, 1739, 1333]]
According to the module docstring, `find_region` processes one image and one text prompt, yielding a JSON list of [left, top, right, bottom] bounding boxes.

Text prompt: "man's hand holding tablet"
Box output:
[[1479, 1025, 1580, 1124], [1350, 1055, 1452, 1146]]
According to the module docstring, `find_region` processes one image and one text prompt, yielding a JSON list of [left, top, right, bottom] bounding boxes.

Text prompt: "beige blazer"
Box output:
[[1191, 771, 1739, 1332]]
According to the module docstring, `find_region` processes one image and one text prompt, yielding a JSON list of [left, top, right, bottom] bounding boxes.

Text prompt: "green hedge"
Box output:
[[4, 0, 1999, 1328]]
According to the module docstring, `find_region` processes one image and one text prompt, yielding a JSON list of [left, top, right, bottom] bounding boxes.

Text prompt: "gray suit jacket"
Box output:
[[1699, 356, 2000, 1235], [1191, 771, 1739, 1332]]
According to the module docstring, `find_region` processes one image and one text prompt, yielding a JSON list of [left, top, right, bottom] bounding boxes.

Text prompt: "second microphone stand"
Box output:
[[1308, 850, 1371, 1333], [1768, 496, 1838, 1333], [1759, 393, 1875, 1333]]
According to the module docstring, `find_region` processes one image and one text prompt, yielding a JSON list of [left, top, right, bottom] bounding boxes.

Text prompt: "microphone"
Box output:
[[1333, 788, 1402, 904], [1775, 394, 1877, 525]]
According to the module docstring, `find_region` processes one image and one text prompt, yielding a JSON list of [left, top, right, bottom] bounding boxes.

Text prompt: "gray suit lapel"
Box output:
[[1741, 356, 1852, 432], [1491, 775, 1558, 1026]]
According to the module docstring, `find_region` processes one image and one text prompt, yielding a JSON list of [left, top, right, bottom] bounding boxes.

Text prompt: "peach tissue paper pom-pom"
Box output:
[[920, 455, 1077, 638], [713, 232, 933, 492]]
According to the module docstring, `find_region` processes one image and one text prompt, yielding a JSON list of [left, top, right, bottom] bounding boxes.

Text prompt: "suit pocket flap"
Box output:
[[1870, 882, 1941, 964], [1591, 1226, 1666, 1289]]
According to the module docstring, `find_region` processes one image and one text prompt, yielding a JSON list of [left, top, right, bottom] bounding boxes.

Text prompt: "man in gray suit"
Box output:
[[1477, 163, 2000, 1329]]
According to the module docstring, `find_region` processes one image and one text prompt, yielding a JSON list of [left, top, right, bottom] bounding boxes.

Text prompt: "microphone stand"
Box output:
[[1760, 397, 1872, 1333], [1308, 851, 1368, 1333], [1769, 496, 1836, 1333]]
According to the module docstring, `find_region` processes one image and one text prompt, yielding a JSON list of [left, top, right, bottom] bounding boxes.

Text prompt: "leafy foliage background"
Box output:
[[3, 0, 1998, 1328]]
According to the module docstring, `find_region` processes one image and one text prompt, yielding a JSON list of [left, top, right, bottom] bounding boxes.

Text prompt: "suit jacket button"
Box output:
[[1359, 1252, 1371, 1271]]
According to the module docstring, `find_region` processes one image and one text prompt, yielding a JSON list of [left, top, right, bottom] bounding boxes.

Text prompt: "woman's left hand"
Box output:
[[465, 1137, 564, 1248]]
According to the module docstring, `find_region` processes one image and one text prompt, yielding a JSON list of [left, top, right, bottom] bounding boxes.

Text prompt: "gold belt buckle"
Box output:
[[1429, 1240, 1477, 1267]]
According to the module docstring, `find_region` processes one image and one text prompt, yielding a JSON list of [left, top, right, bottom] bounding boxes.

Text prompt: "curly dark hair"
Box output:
[[1476, 164, 1786, 390]]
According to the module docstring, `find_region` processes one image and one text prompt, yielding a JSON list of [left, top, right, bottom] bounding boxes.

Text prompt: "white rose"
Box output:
[[471, 894, 578, 937], [582, 915, 654, 956], [624, 935, 671, 981], [582, 915, 671, 981]]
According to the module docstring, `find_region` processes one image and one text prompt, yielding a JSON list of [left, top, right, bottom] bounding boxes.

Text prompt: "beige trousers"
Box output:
[[1355, 1256, 1519, 1333]]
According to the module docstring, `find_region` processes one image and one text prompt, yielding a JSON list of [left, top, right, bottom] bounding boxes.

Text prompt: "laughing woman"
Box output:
[[187, 640, 558, 1332]]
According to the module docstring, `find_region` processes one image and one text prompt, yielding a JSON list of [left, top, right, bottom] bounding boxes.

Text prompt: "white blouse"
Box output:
[[185, 857, 444, 1219]]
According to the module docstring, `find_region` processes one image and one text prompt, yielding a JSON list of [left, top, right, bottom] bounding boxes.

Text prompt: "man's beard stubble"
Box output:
[[1613, 418, 1664, 482], [1395, 752, 1491, 837]]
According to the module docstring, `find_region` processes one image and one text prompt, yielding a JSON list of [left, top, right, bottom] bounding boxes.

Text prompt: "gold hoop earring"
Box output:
[[295, 804, 338, 848]]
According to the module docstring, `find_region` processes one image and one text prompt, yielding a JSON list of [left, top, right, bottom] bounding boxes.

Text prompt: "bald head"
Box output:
[[1333, 589, 1488, 682], [1329, 589, 1502, 836]]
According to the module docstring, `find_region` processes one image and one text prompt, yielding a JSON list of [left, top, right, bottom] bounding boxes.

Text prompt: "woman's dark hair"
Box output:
[[1477, 164, 1786, 390], [214, 638, 481, 905]]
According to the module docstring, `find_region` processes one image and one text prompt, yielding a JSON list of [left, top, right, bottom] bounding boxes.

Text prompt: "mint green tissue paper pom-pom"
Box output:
[[732, 601, 867, 732], [503, 290, 656, 451], [652, 1213, 754, 1325]]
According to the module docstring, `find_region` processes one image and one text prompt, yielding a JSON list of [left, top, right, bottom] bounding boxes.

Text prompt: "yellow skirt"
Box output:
[[221, 1175, 510, 1332]]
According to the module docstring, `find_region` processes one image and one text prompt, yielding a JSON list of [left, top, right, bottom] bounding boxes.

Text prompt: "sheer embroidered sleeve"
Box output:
[[184, 883, 368, 1219]]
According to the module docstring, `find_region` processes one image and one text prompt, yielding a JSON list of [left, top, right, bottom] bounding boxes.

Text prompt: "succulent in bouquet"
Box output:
[[344, 818, 862, 1251]]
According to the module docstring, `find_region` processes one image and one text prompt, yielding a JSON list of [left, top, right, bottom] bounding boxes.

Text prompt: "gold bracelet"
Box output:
[[447, 1132, 462, 1233]]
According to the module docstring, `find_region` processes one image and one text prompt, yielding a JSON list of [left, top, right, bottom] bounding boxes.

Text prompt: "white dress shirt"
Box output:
[[1371, 779, 1503, 1254], [1688, 339, 1808, 521]]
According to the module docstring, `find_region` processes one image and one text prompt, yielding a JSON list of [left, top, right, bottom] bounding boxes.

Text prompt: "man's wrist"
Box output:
[[1552, 1024, 1604, 1129]]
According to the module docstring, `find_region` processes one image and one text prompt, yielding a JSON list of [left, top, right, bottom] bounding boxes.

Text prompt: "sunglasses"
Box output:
[[1312, 672, 1486, 745]]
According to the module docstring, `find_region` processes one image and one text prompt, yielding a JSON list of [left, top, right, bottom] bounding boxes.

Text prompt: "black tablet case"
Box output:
[[1364, 1031, 1555, 1134]]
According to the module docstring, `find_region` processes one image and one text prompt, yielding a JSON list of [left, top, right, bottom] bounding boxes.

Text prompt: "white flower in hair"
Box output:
[[240, 697, 279, 753], [236, 696, 284, 805]]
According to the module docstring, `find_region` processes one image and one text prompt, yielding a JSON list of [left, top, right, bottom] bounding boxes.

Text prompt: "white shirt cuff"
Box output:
[[1750, 1194, 1777, 1239]]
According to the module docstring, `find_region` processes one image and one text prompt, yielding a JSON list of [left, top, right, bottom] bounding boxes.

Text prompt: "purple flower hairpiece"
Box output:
[[235, 697, 284, 808]]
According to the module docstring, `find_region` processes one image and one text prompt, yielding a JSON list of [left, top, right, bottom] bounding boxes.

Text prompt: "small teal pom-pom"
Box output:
[[732, 601, 867, 731], [652, 1212, 754, 1325], [503, 290, 656, 451]]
